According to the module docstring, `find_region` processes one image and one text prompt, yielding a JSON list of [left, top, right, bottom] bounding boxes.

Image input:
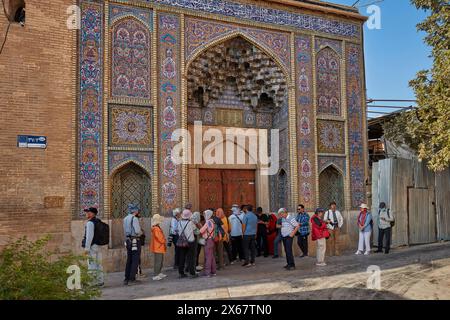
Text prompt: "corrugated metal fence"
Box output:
[[372, 158, 450, 247]]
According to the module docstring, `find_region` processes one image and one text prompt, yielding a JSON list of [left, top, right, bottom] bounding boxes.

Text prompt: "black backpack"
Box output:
[[387, 209, 395, 227], [93, 218, 109, 246]]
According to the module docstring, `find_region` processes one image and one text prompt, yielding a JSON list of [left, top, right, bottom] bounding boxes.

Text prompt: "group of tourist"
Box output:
[[81, 200, 395, 286]]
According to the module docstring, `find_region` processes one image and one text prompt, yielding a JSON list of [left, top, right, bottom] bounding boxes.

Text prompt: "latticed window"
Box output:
[[319, 165, 344, 210], [111, 162, 151, 218], [277, 169, 287, 209]]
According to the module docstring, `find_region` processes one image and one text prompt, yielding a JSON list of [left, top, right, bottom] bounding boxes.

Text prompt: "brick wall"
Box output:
[[0, 0, 76, 252]]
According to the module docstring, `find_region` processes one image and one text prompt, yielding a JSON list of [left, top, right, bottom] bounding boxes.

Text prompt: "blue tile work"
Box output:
[[145, 0, 360, 38]]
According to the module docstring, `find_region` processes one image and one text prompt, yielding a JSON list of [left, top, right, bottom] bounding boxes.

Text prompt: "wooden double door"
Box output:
[[198, 169, 256, 215]]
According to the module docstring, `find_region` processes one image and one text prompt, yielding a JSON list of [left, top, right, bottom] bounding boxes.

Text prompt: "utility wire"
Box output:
[[353, 0, 384, 8], [367, 99, 417, 103], [0, 21, 11, 55], [0, 0, 11, 55]]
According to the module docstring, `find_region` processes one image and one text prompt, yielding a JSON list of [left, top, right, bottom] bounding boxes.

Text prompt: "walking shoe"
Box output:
[[286, 266, 296, 271], [190, 274, 199, 279], [384, 251, 390, 254], [211, 273, 217, 276], [179, 274, 187, 279], [152, 275, 163, 281], [250, 263, 256, 266], [138, 273, 147, 278], [196, 265, 203, 271], [123, 280, 129, 286], [242, 263, 251, 267], [272, 255, 279, 259], [374, 250, 383, 253], [355, 251, 362, 255], [364, 251, 370, 255], [283, 265, 289, 269], [316, 262, 327, 267], [158, 273, 167, 278]]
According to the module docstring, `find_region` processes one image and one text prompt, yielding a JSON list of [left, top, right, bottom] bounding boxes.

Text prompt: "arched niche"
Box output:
[[111, 161, 151, 219], [319, 164, 344, 210]]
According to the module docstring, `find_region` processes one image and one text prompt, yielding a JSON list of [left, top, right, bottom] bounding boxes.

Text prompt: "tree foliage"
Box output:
[[383, 0, 450, 171], [0, 236, 101, 300]]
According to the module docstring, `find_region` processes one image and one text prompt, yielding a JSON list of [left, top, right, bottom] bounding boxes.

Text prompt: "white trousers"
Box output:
[[316, 238, 326, 263], [87, 244, 104, 284], [357, 230, 372, 253]]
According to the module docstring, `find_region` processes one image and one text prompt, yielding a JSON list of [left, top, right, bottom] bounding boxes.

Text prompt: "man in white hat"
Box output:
[[355, 203, 373, 255]]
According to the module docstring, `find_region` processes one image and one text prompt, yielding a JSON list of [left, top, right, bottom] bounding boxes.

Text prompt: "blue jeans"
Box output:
[[87, 244, 103, 285], [273, 233, 282, 256], [282, 236, 295, 267], [243, 235, 256, 264]]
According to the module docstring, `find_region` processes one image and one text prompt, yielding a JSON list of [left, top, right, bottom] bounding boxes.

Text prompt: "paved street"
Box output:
[[101, 242, 450, 300]]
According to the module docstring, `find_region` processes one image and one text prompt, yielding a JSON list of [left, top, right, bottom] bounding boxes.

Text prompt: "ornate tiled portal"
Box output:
[[77, 0, 368, 216]]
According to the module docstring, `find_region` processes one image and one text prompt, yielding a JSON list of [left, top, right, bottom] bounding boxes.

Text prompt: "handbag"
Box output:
[[198, 236, 206, 246]]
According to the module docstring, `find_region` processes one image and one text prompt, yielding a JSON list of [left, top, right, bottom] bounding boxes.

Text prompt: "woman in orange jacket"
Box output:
[[150, 214, 167, 281]]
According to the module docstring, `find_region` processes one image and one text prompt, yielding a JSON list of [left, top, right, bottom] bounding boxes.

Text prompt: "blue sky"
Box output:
[[332, 0, 432, 117]]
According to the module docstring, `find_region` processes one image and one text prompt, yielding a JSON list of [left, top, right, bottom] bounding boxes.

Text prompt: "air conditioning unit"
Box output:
[[3, 0, 26, 25]]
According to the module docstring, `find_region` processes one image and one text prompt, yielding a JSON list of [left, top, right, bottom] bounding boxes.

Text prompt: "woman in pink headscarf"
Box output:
[[200, 210, 217, 277]]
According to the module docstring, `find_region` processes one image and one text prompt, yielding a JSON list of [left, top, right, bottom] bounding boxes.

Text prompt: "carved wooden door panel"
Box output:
[[199, 169, 223, 213], [222, 169, 256, 215]]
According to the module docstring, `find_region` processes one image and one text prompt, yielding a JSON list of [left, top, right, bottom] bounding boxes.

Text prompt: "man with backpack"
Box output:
[[229, 204, 245, 262], [176, 209, 198, 279], [123, 204, 143, 285], [375, 202, 395, 254], [82, 207, 107, 286]]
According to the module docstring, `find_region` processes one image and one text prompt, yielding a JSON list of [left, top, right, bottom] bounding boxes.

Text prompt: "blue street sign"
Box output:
[[17, 135, 47, 149]]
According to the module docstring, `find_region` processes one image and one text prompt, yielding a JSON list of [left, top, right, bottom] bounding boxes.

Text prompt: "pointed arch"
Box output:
[[110, 161, 151, 219], [110, 159, 151, 177], [185, 31, 290, 81], [317, 44, 341, 58], [319, 164, 345, 210], [110, 14, 152, 31], [319, 162, 345, 177]]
